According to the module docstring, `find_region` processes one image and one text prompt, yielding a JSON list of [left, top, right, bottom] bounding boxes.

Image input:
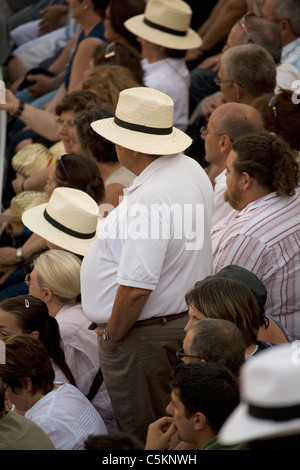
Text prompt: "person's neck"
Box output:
[[195, 428, 217, 450], [47, 299, 63, 318], [82, 12, 102, 36], [97, 161, 121, 181]]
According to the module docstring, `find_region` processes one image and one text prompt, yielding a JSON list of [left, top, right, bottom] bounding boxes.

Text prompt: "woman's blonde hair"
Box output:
[[78, 65, 142, 109], [34, 250, 81, 306]]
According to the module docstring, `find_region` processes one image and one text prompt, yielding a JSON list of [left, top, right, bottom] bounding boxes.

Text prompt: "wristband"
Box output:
[[10, 100, 25, 118]]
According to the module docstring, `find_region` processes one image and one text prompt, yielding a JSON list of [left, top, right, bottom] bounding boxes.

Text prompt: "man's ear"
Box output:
[[240, 171, 254, 190], [194, 411, 208, 431], [233, 83, 243, 102]]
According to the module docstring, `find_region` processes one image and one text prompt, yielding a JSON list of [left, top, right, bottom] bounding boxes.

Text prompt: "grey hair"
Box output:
[[236, 15, 282, 64], [273, 0, 300, 36], [220, 44, 276, 97]]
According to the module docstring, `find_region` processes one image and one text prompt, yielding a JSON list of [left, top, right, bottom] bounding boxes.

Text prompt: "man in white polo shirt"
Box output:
[[80, 86, 214, 442]]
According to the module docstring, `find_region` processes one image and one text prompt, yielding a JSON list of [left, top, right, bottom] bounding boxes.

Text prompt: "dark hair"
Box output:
[[0, 296, 76, 386], [232, 131, 300, 196], [108, 0, 145, 51], [252, 89, 300, 151], [92, 41, 144, 84], [55, 90, 104, 116], [90, 0, 109, 16], [55, 153, 105, 203], [75, 107, 118, 163], [188, 319, 246, 376], [185, 277, 261, 347], [0, 335, 55, 395], [173, 363, 240, 432]]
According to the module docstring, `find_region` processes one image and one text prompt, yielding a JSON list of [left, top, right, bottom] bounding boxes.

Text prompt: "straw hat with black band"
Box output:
[[22, 187, 101, 257], [124, 0, 202, 50], [91, 86, 192, 154]]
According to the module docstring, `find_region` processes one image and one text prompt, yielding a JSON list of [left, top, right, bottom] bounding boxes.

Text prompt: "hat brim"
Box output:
[[91, 117, 192, 155], [22, 203, 101, 257], [125, 15, 202, 50], [218, 402, 300, 446]]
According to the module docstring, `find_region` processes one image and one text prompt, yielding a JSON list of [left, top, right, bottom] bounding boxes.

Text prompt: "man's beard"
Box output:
[[224, 188, 242, 211]]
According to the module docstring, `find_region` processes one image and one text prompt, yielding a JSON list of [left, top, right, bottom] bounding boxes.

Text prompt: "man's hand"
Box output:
[[0, 247, 21, 265], [145, 417, 177, 450]]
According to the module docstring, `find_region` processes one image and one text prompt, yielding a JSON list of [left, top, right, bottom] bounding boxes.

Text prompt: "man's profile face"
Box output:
[[166, 389, 195, 443], [224, 150, 244, 210]]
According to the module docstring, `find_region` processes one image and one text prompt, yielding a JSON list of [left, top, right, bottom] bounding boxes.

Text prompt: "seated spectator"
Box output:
[[252, 88, 300, 151], [74, 105, 136, 210], [0, 294, 76, 385], [185, 277, 272, 357], [27, 249, 117, 431], [219, 343, 300, 449], [206, 265, 294, 344], [125, 0, 202, 131], [212, 131, 300, 338], [22, 187, 101, 257], [103, 0, 145, 52], [84, 432, 144, 450], [261, 0, 300, 71], [179, 318, 246, 379], [91, 40, 143, 84], [0, 334, 107, 449], [145, 362, 242, 450], [0, 377, 55, 450]]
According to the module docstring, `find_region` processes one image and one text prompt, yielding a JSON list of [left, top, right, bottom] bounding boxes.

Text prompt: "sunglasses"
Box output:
[[176, 348, 201, 361], [239, 12, 256, 44]]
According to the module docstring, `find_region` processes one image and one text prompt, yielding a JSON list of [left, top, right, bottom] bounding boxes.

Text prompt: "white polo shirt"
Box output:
[[81, 153, 214, 323]]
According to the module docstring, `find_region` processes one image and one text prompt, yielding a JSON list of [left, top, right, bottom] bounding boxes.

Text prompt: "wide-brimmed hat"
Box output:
[[22, 187, 101, 256], [0, 191, 48, 223], [219, 344, 300, 445], [12, 143, 52, 178], [124, 0, 202, 50], [91, 86, 192, 154]]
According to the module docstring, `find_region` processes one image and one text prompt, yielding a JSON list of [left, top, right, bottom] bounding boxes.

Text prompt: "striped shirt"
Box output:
[[212, 192, 300, 338]]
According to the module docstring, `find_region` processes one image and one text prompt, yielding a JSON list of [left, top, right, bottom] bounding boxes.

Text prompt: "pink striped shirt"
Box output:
[[211, 192, 300, 338]]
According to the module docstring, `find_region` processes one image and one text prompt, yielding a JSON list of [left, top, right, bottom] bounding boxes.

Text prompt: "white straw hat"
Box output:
[[91, 86, 192, 154], [22, 187, 101, 256], [0, 191, 48, 223], [219, 344, 300, 445], [125, 0, 202, 50], [12, 143, 51, 178]]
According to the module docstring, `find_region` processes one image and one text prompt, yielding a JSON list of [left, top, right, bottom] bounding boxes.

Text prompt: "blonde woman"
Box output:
[[27, 249, 117, 432]]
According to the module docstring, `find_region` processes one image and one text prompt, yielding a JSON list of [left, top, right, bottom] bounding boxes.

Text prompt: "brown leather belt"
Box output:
[[132, 311, 188, 328], [90, 311, 188, 331]]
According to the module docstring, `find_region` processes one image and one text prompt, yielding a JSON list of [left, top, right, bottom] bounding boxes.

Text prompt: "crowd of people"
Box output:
[[0, 0, 299, 451]]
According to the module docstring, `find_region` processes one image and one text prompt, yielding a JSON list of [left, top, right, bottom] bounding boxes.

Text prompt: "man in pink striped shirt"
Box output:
[[212, 131, 300, 338]]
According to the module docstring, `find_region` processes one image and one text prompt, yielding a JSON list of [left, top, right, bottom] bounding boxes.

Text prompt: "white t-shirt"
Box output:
[[25, 383, 107, 450], [141, 58, 190, 131], [55, 304, 116, 430], [81, 153, 214, 323]]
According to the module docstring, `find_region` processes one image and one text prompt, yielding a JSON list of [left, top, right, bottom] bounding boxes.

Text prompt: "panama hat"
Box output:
[[22, 187, 101, 256], [219, 344, 300, 445], [12, 143, 52, 178], [0, 191, 48, 223], [91, 87, 192, 154], [124, 0, 202, 50]]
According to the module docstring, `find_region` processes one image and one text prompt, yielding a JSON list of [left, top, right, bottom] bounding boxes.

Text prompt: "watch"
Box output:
[[102, 329, 120, 344], [16, 247, 24, 261]]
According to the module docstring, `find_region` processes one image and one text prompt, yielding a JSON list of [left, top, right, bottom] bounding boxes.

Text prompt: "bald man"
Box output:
[[201, 102, 264, 226]]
